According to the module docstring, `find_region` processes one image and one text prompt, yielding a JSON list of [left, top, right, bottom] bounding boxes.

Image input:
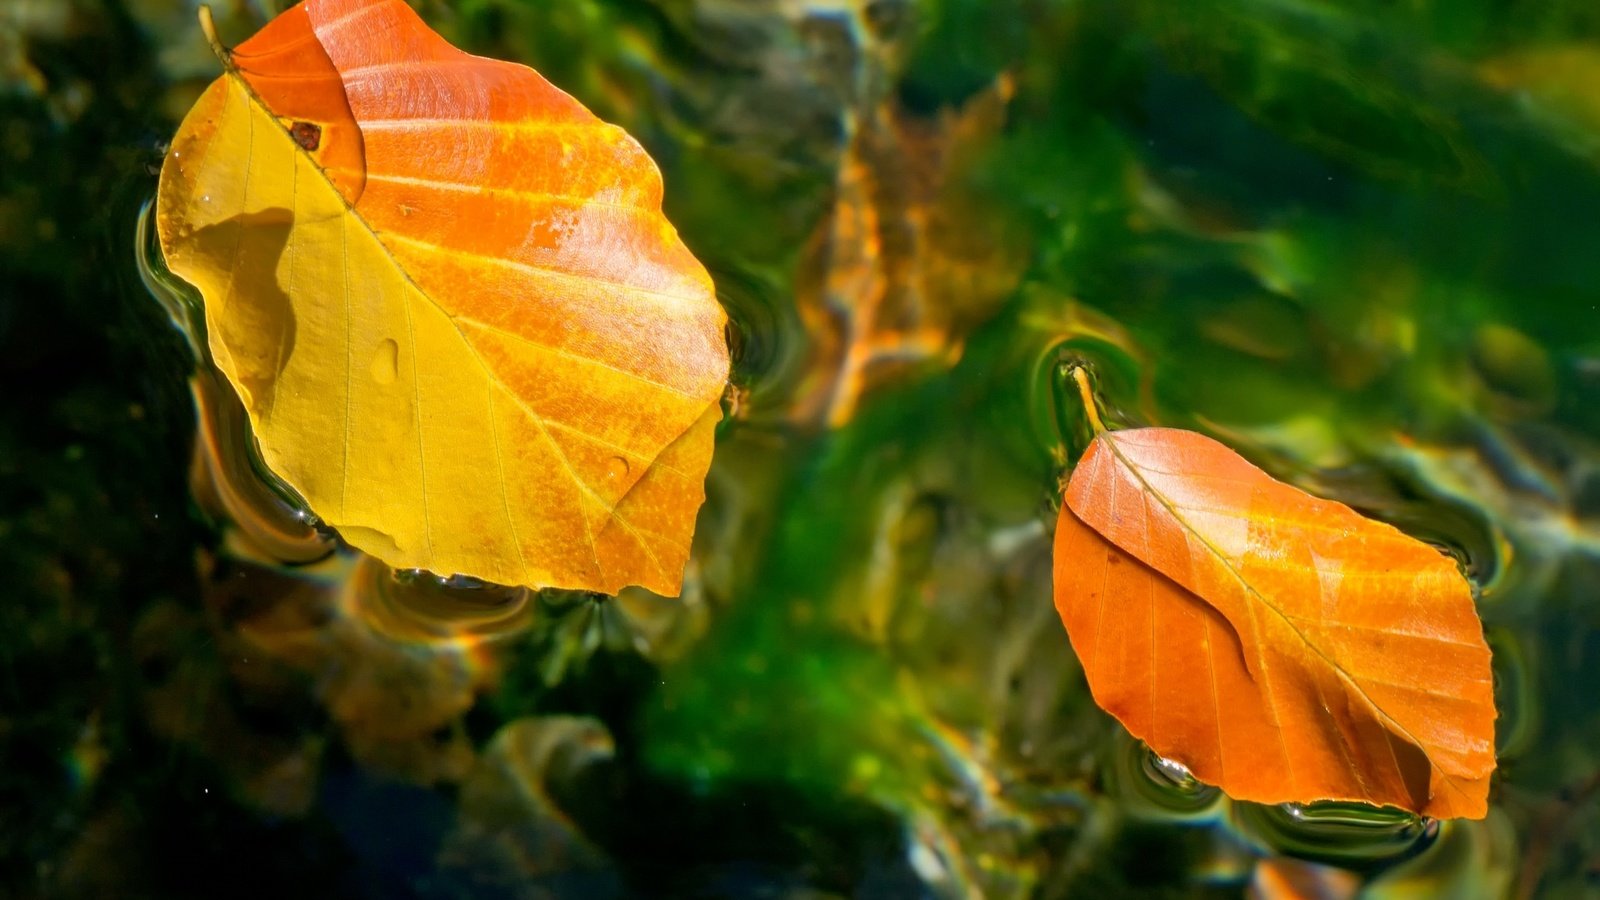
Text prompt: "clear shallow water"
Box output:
[[7, 0, 1600, 896]]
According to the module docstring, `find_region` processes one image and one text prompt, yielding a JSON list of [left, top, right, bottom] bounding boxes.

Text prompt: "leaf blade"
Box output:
[[1056, 427, 1495, 818], [157, 0, 728, 595]]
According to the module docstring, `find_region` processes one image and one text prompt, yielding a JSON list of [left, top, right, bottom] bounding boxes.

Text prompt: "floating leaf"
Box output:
[[156, 0, 729, 595], [1052, 372, 1495, 818]]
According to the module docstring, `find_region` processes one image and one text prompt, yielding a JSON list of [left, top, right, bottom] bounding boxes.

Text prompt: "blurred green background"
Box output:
[[4, 0, 1600, 896]]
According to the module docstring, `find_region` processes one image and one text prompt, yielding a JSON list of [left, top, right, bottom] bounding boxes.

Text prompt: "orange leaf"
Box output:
[[156, 0, 728, 595], [1053, 422, 1496, 818]]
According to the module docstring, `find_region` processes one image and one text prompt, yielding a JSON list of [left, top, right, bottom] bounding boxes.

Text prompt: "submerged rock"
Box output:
[[438, 716, 622, 899]]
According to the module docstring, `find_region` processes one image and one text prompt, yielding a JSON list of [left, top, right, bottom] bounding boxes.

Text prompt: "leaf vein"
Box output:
[[1284, 615, 1486, 650], [340, 214, 352, 517], [399, 294, 434, 562], [352, 170, 652, 217], [454, 315, 703, 400], [488, 387, 530, 582], [1166, 500, 1421, 545], [381, 231, 699, 309], [541, 418, 694, 481]]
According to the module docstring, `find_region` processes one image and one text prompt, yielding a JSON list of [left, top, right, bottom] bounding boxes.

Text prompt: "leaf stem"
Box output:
[[198, 6, 229, 66], [1068, 366, 1106, 435]]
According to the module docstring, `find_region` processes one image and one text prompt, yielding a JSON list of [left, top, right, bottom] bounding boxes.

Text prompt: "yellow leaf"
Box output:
[[156, 0, 729, 595]]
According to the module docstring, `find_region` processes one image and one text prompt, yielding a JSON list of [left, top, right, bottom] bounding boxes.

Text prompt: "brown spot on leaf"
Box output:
[[289, 121, 322, 152]]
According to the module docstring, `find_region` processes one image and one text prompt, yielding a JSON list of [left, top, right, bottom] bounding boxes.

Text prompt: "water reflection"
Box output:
[[714, 262, 803, 423], [1249, 856, 1360, 900], [523, 584, 709, 689], [364, 566, 533, 647], [789, 72, 1025, 428], [1386, 418, 1600, 611], [1109, 738, 1222, 821], [132, 594, 329, 815], [204, 554, 479, 784], [190, 369, 337, 564], [1364, 809, 1517, 900], [1233, 801, 1436, 872]]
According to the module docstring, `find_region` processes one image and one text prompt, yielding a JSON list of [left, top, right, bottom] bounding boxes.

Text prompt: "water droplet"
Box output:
[[1110, 735, 1219, 820], [1150, 754, 1196, 786], [370, 338, 399, 384], [606, 456, 630, 480]]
